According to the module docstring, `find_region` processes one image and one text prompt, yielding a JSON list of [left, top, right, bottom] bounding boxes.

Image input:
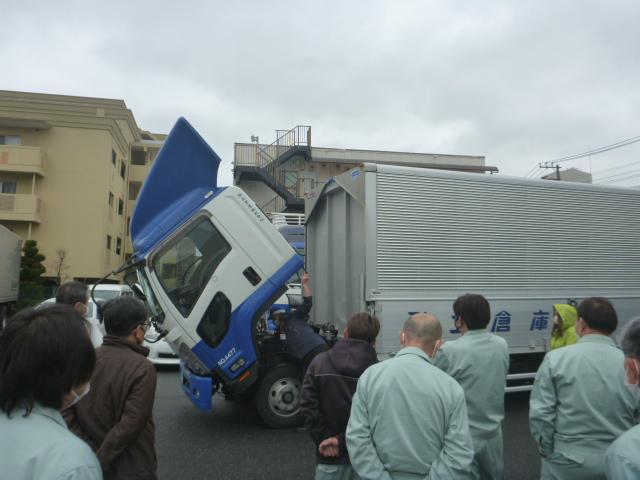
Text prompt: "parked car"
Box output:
[[143, 326, 180, 366], [89, 284, 134, 302], [89, 284, 178, 365]]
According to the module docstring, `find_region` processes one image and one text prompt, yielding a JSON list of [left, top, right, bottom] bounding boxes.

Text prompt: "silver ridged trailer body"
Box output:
[[305, 163, 640, 390], [0, 225, 21, 324]]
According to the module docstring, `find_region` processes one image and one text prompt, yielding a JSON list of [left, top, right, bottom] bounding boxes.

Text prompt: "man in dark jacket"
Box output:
[[65, 296, 157, 480], [300, 312, 380, 479], [278, 273, 328, 373]]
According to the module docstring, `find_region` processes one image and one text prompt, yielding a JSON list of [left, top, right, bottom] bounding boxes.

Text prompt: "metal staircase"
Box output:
[[234, 126, 311, 213]]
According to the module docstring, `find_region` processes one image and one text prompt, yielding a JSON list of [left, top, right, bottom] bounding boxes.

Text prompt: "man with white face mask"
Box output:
[[346, 313, 474, 479], [64, 297, 158, 480], [604, 316, 640, 479], [530, 297, 640, 480]]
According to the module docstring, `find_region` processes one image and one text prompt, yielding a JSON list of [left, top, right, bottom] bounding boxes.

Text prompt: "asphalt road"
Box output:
[[154, 367, 541, 480]]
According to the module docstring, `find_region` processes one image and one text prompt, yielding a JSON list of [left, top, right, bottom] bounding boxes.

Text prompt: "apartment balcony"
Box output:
[[129, 164, 150, 183], [0, 146, 46, 177], [0, 194, 42, 223]]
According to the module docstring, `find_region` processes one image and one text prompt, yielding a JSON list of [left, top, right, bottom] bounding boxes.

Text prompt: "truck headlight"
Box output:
[[178, 343, 209, 376]]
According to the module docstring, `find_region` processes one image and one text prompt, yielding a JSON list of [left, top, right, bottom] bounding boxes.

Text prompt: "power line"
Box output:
[[524, 164, 541, 178], [551, 135, 640, 163], [595, 168, 640, 182], [591, 160, 640, 175], [597, 172, 640, 185]]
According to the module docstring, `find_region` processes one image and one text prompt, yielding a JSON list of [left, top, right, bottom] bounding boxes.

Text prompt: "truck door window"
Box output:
[[152, 218, 231, 317], [196, 292, 232, 349]]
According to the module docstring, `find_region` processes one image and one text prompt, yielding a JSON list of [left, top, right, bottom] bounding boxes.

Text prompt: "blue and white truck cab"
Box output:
[[123, 118, 308, 427]]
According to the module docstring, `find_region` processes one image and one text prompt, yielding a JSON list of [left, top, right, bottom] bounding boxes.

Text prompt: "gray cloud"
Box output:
[[3, 0, 640, 186]]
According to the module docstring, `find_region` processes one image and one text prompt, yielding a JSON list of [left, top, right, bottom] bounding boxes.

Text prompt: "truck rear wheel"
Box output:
[[255, 364, 303, 429]]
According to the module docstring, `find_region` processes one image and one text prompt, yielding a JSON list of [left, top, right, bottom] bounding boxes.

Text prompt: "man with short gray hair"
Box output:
[[604, 316, 640, 479], [346, 313, 474, 479]]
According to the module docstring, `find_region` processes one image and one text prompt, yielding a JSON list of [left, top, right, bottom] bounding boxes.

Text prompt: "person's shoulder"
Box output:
[[308, 350, 330, 371], [429, 365, 466, 396], [32, 416, 101, 478], [487, 331, 508, 344], [607, 424, 640, 460]]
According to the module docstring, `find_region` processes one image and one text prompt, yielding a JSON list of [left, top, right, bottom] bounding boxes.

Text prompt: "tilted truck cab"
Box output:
[[126, 118, 305, 427]]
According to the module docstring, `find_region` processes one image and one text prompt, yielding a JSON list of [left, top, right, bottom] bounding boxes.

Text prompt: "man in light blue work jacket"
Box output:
[[604, 316, 640, 479], [346, 313, 474, 480], [435, 294, 509, 480], [530, 297, 640, 480]]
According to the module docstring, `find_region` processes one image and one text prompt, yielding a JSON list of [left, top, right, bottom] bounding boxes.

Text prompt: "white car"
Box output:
[[143, 326, 180, 366], [88, 284, 134, 302], [39, 296, 179, 365]]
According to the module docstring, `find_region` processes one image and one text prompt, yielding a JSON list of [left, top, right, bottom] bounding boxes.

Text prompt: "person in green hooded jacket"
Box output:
[[550, 304, 579, 350]]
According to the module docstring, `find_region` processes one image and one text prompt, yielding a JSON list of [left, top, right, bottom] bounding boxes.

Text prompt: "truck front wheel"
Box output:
[[255, 364, 303, 429]]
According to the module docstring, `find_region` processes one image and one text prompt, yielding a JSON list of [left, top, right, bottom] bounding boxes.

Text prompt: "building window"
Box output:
[[126, 217, 131, 236], [118, 198, 124, 215], [0, 135, 21, 146], [120, 160, 126, 179], [112, 149, 116, 165], [108, 192, 114, 207], [106, 235, 112, 250], [0, 182, 17, 194], [116, 237, 122, 255]]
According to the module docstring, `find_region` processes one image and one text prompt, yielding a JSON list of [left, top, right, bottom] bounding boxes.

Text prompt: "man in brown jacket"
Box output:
[[65, 296, 157, 480]]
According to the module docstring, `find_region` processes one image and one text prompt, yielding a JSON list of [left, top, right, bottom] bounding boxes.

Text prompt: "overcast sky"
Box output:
[[3, 0, 640, 187]]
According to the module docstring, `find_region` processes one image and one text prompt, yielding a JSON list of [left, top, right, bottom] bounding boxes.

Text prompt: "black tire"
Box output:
[[255, 364, 303, 429]]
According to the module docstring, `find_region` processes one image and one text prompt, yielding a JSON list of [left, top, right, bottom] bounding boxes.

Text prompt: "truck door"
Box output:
[[149, 211, 277, 379]]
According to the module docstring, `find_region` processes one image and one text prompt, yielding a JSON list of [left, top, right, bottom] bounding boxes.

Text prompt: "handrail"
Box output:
[[236, 126, 311, 212], [260, 196, 286, 213]]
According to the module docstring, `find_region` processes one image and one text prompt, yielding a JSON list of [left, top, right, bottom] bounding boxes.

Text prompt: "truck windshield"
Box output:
[[125, 267, 164, 322], [151, 217, 231, 318]]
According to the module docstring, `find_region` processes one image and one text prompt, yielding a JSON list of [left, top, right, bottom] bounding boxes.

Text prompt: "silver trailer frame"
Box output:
[[306, 163, 640, 391]]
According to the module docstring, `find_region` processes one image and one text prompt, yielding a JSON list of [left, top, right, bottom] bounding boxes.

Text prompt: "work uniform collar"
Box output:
[[578, 334, 615, 346], [396, 346, 434, 364], [11, 402, 68, 429], [463, 329, 488, 337]]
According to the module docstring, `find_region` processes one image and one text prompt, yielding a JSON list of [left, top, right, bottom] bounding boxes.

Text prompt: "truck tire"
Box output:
[[255, 364, 303, 429]]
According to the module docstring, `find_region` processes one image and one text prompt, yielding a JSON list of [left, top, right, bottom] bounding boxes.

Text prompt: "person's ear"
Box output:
[[399, 331, 405, 346], [628, 358, 639, 384], [343, 328, 349, 339]]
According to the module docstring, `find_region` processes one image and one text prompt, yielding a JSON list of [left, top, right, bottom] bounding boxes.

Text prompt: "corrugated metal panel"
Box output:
[[376, 172, 640, 290], [307, 187, 367, 332]]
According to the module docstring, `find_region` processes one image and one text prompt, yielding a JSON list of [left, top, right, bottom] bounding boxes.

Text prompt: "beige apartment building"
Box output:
[[0, 91, 165, 284], [234, 126, 497, 213]]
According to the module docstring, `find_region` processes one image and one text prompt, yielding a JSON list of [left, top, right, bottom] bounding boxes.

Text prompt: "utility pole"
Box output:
[[539, 162, 561, 181]]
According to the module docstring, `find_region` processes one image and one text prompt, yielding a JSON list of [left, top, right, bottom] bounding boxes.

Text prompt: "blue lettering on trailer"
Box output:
[[491, 310, 512, 332], [530, 310, 550, 331]]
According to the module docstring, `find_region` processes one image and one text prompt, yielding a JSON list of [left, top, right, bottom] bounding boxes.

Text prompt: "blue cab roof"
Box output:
[[130, 117, 223, 257]]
